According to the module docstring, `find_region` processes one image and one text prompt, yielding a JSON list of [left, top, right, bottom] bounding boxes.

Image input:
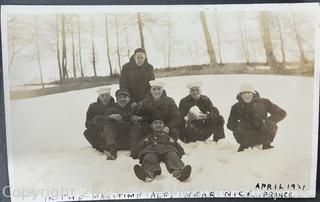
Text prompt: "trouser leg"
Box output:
[[233, 123, 255, 147], [83, 128, 104, 151], [130, 123, 142, 154], [103, 122, 117, 150], [162, 152, 185, 174], [210, 115, 225, 141], [141, 153, 161, 175], [259, 120, 278, 145]]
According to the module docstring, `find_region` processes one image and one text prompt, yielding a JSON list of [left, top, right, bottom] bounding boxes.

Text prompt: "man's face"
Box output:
[[150, 86, 164, 100], [189, 87, 202, 100], [99, 93, 112, 104], [241, 92, 254, 103], [134, 52, 146, 67], [151, 120, 165, 132], [117, 94, 130, 108]]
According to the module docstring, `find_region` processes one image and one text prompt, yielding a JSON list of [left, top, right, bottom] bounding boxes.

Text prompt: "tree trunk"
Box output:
[[214, 13, 223, 65], [61, 14, 68, 79], [71, 17, 77, 78], [35, 23, 44, 89], [77, 15, 84, 78], [292, 13, 308, 65], [56, 15, 63, 81], [276, 14, 286, 66], [199, 12, 217, 67], [238, 14, 250, 64], [259, 11, 277, 69], [125, 24, 130, 60], [167, 17, 171, 68], [115, 15, 121, 73], [137, 13, 145, 50], [105, 14, 113, 76], [90, 17, 97, 77]]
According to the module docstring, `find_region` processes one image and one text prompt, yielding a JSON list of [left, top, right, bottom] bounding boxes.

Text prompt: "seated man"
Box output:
[[103, 89, 143, 160], [179, 82, 225, 143], [139, 80, 180, 140], [227, 83, 287, 152], [84, 87, 115, 152], [131, 115, 191, 182]]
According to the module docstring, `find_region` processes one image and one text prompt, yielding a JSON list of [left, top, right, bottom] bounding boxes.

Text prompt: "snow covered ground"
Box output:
[[7, 74, 317, 201]]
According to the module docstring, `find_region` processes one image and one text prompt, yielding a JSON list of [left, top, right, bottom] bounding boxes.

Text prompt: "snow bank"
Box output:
[[8, 74, 316, 200]]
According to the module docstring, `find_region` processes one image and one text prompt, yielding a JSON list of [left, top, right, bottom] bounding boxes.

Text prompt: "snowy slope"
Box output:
[[7, 74, 316, 200]]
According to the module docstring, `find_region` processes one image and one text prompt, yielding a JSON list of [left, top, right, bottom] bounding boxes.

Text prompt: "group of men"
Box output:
[[83, 48, 287, 182]]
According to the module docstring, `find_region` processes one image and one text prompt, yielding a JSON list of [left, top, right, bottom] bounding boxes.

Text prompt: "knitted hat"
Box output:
[[239, 83, 255, 94], [187, 81, 202, 89], [150, 114, 165, 124], [134, 48, 146, 55], [96, 87, 111, 95], [149, 80, 165, 87], [115, 89, 130, 97]]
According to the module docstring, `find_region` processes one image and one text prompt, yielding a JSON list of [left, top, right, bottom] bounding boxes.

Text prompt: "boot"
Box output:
[[237, 145, 249, 152], [262, 144, 274, 150], [173, 165, 192, 182], [134, 165, 155, 182], [105, 144, 117, 160]]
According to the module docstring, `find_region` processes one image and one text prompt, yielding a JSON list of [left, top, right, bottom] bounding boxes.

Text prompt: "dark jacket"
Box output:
[[139, 90, 180, 130], [85, 97, 115, 129], [131, 131, 185, 161], [227, 91, 287, 131], [120, 55, 155, 103], [104, 103, 136, 124], [179, 94, 221, 122]]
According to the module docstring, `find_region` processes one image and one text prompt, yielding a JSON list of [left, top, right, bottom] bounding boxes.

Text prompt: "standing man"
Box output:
[[227, 83, 287, 152], [120, 48, 155, 106], [104, 89, 143, 160], [84, 87, 115, 152], [179, 82, 225, 143], [139, 80, 180, 140]]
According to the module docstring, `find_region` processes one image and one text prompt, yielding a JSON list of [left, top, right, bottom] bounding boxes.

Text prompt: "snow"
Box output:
[[7, 74, 316, 201]]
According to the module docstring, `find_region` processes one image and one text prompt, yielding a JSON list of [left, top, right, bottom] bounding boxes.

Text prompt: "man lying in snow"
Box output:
[[83, 87, 115, 152], [103, 89, 143, 160], [227, 83, 287, 152], [179, 82, 225, 143], [131, 115, 191, 182]]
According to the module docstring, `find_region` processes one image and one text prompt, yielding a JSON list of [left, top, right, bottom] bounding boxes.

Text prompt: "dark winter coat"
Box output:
[[104, 103, 137, 123], [179, 94, 222, 122], [139, 90, 181, 131], [131, 131, 185, 161], [85, 97, 115, 130], [227, 91, 287, 132], [120, 55, 155, 103]]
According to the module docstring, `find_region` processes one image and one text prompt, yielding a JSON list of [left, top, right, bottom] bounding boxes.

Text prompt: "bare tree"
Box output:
[[90, 17, 97, 77], [137, 12, 145, 50], [238, 13, 250, 64], [105, 14, 113, 76], [125, 24, 130, 60], [115, 15, 122, 72], [35, 18, 45, 89], [292, 12, 308, 65], [199, 12, 217, 67], [55, 15, 63, 81], [167, 16, 172, 68], [77, 15, 84, 78], [71, 16, 77, 78], [259, 11, 277, 69], [275, 13, 286, 66], [214, 13, 223, 65], [61, 14, 69, 79]]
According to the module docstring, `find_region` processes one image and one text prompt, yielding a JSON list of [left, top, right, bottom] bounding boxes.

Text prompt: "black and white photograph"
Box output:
[[1, 3, 319, 201]]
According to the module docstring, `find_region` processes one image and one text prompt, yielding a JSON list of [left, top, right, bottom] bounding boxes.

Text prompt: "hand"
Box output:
[[187, 112, 197, 121], [197, 113, 207, 120], [130, 115, 143, 122], [108, 114, 123, 121], [162, 126, 170, 134], [130, 102, 138, 108], [144, 137, 149, 142], [169, 137, 175, 143]]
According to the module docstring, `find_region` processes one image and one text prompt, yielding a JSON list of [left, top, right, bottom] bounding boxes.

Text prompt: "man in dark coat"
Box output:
[[120, 48, 155, 105], [83, 87, 115, 152], [132, 115, 191, 182], [103, 89, 143, 160], [179, 82, 225, 143], [227, 83, 287, 152], [139, 80, 181, 140]]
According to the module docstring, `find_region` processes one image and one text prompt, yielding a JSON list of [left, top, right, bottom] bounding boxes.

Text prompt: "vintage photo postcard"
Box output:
[[1, 3, 319, 201]]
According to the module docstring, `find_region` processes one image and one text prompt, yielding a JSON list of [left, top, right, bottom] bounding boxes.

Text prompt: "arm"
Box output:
[[227, 105, 239, 131], [204, 98, 220, 120], [265, 99, 287, 123], [85, 104, 95, 129], [119, 67, 128, 90], [167, 98, 181, 130], [178, 98, 189, 118]]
